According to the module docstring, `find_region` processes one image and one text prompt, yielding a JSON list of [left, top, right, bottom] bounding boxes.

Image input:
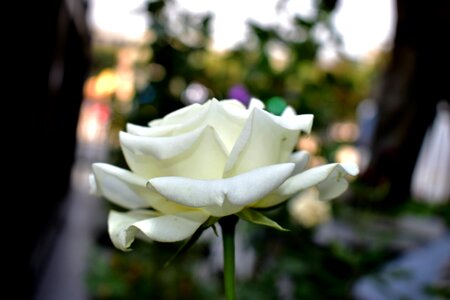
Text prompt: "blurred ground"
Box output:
[[34, 139, 108, 300]]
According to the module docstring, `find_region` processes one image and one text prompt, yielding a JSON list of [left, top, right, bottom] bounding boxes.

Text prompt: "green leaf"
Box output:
[[202, 216, 220, 228], [236, 208, 290, 231], [211, 224, 219, 237]]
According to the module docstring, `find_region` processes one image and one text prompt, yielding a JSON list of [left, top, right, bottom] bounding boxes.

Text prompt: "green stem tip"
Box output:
[[219, 215, 239, 300]]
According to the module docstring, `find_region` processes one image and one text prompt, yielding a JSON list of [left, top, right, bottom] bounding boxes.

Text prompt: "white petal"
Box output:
[[224, 108, 313, 177], [253, 162, 359, 208], [281, 106, 297, 118], [131, 99, 247, 152], [196, 99, 248, 151], [147, 163, 295, 216], [126, 123, 178, 137], [315, 163, 359, 200], [149, 103, 203, 127], [108, 210, 157, 251], [92, 163, 187, 213], [121, 126, 207, 159], [290, 151, 310, 175], [89, 173, 100, 196], [120, 126, 228, 179], [108, 210, 209, 251], [248, 98, 265, 111], [219, 98, 247, 111]]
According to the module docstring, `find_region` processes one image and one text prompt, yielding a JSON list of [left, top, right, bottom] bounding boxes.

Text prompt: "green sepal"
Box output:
[[164, 216, 220, 268], [236, 208, 289, 231]]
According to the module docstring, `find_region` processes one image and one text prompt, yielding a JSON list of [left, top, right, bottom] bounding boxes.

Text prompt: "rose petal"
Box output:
[[253, 162, 359, 208], [92, 163, 187, 213], [89, 173, 100, 196], [127, 99, 244, 139], [315, 163, 359, 200], [281, 106, 297, 118], [224, 108, 314, 177], [219, 99, 247, 111], [147, 163, 295, 216], [248, 98, 265, 111], [149, 103, 203, 127], [290, 151, 310, 175], [108, 210, 209, 251], [120, 126, 228, 179], [126, 123, 179, 137], [129, 99, 247, 152], [194, 99, 248, 151]]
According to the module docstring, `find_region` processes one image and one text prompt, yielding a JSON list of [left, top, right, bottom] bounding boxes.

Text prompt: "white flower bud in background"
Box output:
[[288, 188, 331, 228]]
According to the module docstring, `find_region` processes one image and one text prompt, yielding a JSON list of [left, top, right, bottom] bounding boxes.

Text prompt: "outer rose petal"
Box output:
[[147, 163, 295, 217], [290, 151, 310, 175], [120, 126, 228, 179], [108, 210, 209, 251], [224, 108, 313, 177], [311, 163, 359, 200], [92, 163, 187, 213], [253, 162, 359, 208], [89, 173, 100, 196]]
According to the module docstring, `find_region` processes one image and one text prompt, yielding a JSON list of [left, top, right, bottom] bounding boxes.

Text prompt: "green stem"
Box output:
[[219, 215, 239, 300]]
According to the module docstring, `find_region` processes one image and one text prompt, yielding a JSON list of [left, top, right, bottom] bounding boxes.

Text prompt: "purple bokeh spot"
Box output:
[[227, 84, 251, 107]]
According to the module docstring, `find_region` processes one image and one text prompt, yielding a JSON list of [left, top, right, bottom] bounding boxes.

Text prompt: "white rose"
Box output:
[[91, 98, 358, 251]]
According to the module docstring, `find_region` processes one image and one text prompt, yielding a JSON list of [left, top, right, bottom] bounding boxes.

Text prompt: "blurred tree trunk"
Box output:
[[25, 0, 91, 298], [360, 0, 450, 204]]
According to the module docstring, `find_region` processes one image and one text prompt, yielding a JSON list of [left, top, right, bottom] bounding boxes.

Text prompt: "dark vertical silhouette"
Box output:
[[358, 0, 450, 205], [26, 0, 91, 298]]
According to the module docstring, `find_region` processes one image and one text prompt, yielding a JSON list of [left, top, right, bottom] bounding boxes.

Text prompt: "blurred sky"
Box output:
[[88, 0, 394, 60]]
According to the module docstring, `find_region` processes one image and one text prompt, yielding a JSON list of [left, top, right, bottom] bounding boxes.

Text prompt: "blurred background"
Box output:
[[38, 0, 449, 299]]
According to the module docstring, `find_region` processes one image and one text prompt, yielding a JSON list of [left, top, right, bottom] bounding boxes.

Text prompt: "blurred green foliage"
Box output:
[[87, 239, 220, 299], [122, 0, 378, 131]]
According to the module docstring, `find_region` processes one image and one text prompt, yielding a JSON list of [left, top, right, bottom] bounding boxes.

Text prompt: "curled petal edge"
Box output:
[[253, 162, 359, 208], [108, 210, 209, 251]]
